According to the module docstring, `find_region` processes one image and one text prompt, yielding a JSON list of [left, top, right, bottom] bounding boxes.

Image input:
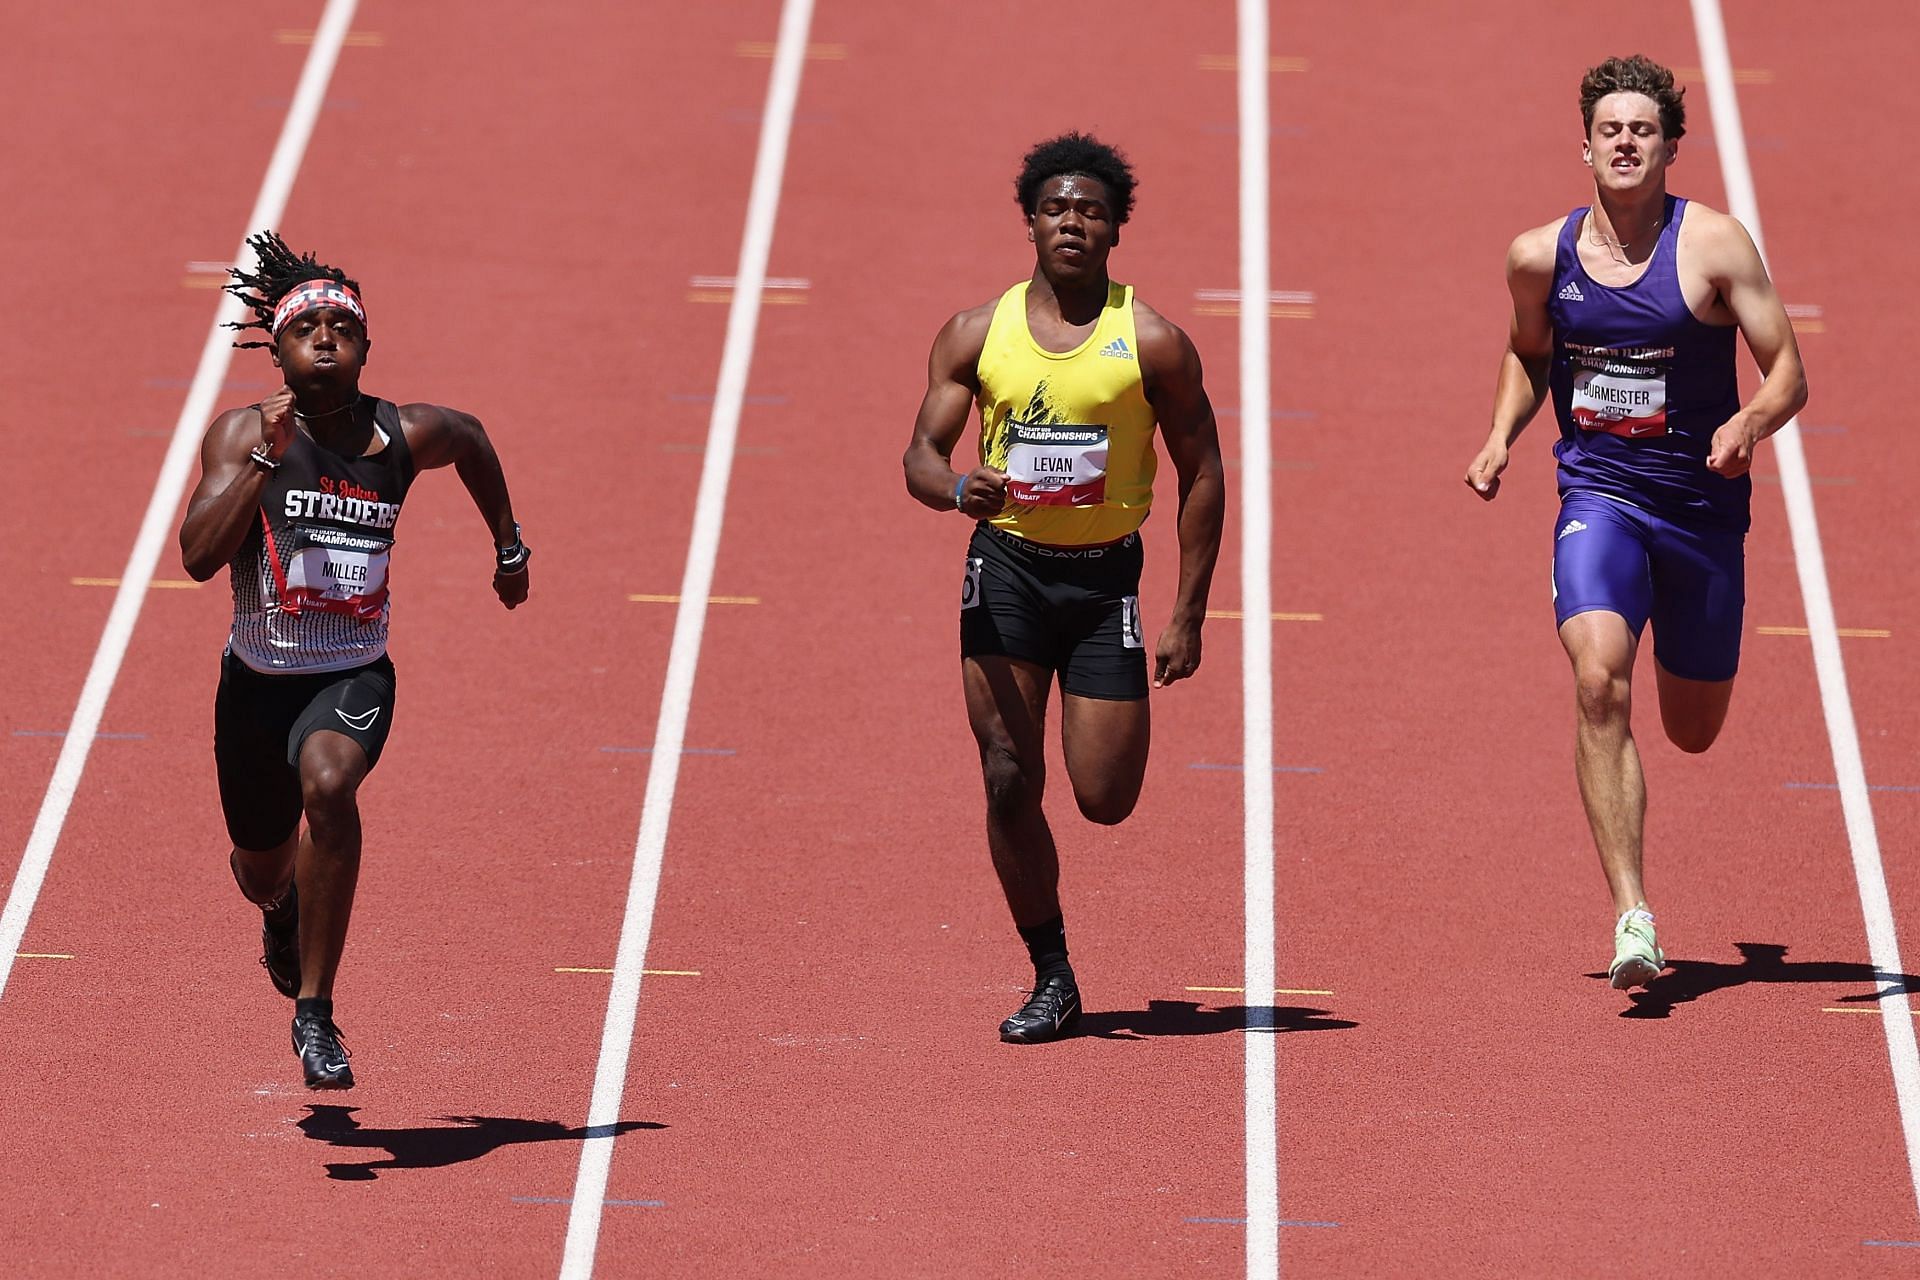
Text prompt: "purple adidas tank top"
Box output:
[[1548, 195, 1748, 531]]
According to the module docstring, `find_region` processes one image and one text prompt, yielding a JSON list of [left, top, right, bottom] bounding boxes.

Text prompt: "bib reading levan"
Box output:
[[228, 397, 416, 673], [976, 280, 1156, 545]]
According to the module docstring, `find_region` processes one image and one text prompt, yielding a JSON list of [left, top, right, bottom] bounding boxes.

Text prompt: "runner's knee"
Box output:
[[1572, 663, 1630, 726], [1075, 789, 1138, 826], [300, 758, 362, 817], [981, 743, 1040, 819], [1663, 718, 1720, 754]]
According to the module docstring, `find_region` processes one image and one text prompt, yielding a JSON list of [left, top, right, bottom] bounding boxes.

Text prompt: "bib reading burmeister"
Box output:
[[1568, 342, 1672, 439]]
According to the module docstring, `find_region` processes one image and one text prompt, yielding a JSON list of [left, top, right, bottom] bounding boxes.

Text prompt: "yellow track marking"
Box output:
[[15, 953, 74, 960], [1186, 985, 1334, 996], [628, 594, 759, 605], [1759, 626, 1890, 638], [1824, 1006, 1920, 1015], [1197, 55, 1308, 73], [736, 41, 845, 59], [72, 577, 200, 589], [276, 29, 384, 46], [1206, 610, 1323, 622], [556, 967, 701, 976]]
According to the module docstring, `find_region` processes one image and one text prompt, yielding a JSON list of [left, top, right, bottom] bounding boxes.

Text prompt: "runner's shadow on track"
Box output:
[[1584, 941, 1920, 1020], [1078, 1001, 1357, 1040], [296, 1105, 664, 1182]]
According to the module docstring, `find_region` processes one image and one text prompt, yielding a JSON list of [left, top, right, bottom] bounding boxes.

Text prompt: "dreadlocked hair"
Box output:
[[223, 230, 362, 349]]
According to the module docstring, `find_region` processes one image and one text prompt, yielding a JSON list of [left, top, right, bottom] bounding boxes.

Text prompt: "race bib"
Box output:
[[1567, 343, 1673, 438], [960, 557, 983, 611], [1004, 419, 1108, 507], [280, 524, 391, 618]]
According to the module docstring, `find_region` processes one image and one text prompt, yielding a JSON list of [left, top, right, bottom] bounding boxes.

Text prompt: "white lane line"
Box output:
[[0, 0, 361, 1009], [1690, 0, 1920, 1216], [555, 0, 814, 1274], [1238, 1, 1280, 1276]]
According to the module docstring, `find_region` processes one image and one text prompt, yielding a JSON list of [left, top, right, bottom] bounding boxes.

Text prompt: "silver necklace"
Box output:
[[1588, 208, 1665, 264], [293, 393, 362, 424]]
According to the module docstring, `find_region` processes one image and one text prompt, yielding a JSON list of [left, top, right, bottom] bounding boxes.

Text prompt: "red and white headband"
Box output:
[[271, 279, 367, 338]]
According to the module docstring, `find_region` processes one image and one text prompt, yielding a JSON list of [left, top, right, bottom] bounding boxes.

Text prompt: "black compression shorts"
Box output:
[[213, 648, 396, 851], [959, 522, 1148, 701]]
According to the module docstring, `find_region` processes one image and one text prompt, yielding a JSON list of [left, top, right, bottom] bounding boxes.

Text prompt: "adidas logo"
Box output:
[[1557, 518, 1588, 540], [1098, 337, 1134, 360], [1557, 280, 1585, 302]]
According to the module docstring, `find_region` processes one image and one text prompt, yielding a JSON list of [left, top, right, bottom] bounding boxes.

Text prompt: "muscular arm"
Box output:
[[1466, 224, 1558, 500], [401, 403, 529, 608], [179, 388, 296, 580], [1696, 211, 1809, 476], [1136, 304, 1225, 687], [902, 305, 1004, 517]]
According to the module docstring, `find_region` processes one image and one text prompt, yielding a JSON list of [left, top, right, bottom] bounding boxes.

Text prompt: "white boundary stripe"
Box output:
[[1690, 0, 1920, 1215], [1237, 0, 1279, 1276], [0, 0, 360, 1008], [555, 0, 814, 1273]]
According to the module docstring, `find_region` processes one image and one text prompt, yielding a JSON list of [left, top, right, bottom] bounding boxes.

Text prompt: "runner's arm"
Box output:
[[1466, 226, 1557, 500], [903, 306, 1004, 518], [1703, 214, 1808, 477], [401, 403, 529, 608], [178, 395, 293, 580], [1137, 306, 1225, 687]]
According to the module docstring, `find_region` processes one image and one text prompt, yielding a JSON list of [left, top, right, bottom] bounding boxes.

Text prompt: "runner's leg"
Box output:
[[963, 655, 1060, 926], [294, 729, 370, 999], [1653, 664, 1736, 753], [1060, 694, 1149, 825], [1560, 610, 1647, 914]]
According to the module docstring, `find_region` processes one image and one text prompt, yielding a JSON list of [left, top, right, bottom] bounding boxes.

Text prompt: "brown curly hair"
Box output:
[[1580, 55, 1686, 140]]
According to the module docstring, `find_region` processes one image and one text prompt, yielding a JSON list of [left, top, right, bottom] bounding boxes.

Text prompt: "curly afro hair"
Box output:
[[1014, 132, 1136, 225], [223, 230, 362, 350]]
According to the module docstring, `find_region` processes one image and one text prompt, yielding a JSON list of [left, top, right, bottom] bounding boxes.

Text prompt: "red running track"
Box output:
[[2, 0, 1917, 1275]]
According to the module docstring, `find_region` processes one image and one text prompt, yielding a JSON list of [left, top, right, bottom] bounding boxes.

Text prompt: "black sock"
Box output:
[[295, 996, 332, 1022], [1018, 916, 1071, 980]]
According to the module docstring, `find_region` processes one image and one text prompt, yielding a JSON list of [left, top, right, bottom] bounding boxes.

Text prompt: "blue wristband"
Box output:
[[953, 475, 966, 510]]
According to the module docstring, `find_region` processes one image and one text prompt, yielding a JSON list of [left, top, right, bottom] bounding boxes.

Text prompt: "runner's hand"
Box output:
[[493, 561, 529, 609], [957, 467, 1009, 518], [1464, 440, 1508, 501], [1706, 419, 1757, 478], [1153, 616, 1202, 688], [259, 386, 296, 461]]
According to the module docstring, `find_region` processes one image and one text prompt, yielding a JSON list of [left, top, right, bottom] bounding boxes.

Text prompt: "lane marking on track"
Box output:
[[71, 577, 201, 589], [0, 0, 361, 1012], [1195, 288, 1315, 319], [14, 731, 146, 741], [597, 746, 737, 756], [1691, 0, 1920, 1219], [1826, 1008, 1920, 1017], [1788, 783, 1920, 794], [1189, 763, 1322, 774], [1786, 302, 1825, 334], [1755, 474, 1855, 486], [689, 275, 810, 306], [1237, 3, 1280, 1276], [1196, 54, 1308, 73], [627, 594, 759, 605], [517, 1196, 664, 1207], [14, 954, 74, 960], [276, 28, 383, 47], [1673, 65, 1774, 84], [559, 3, 814, 1275], [1757, 626, 1890, 639], [556, 968, 701, 977], [1189, 986, 1332, 996], [1865, 1240, 1920, 1248], [736, 40, 842, 59], [1206, 609, 1322, 621]]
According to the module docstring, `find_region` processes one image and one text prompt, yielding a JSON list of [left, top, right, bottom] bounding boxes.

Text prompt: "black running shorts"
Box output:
[[959, 522, 1148, 701], [213, 648, 396, 852]]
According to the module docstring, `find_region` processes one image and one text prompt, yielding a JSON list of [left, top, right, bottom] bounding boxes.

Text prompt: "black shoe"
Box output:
[[292, 1011, 354, 1089], [999, 971, 1082, 1044], [260, 883, 300, 1000]]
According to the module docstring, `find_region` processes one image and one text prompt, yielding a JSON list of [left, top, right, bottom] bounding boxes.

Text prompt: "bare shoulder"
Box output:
[[203, 405, 261, 456], [1130, 295, 1198, 368], [929, 297, 999, 376], [1677, 200, 1762, 269], [1507, 218, 1565, 279]]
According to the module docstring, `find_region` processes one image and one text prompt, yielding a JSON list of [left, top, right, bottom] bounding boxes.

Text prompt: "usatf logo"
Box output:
[[1557, 280, 1585, 303], [1099, 337, 1134, 360], [1557, 518, 1588, 540]]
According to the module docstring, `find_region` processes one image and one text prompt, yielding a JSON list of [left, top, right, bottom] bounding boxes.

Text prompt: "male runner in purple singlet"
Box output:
[[1464, 56, 1806, 991], [180, 232, 530, 1086]]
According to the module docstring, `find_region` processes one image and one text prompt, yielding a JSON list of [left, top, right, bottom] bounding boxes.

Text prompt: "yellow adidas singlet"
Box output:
[[976, 280, 1157, 546]]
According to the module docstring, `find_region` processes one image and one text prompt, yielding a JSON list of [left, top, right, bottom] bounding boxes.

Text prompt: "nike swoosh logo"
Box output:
[[336, 706, 381, 731]]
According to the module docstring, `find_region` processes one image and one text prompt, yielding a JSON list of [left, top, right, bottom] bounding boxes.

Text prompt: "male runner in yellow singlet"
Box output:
[[903, 133, 1225, 1043]]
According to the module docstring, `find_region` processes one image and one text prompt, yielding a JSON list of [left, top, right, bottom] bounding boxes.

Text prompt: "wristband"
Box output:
[[248, 447, 281, 472], [953, 475, 966, 510], [496, 522, 530, 572]]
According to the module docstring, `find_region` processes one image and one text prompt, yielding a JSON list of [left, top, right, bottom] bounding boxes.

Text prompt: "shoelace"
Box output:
[[296, 1017, 352, 1061], [1021, 978, 1073, 1017]]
